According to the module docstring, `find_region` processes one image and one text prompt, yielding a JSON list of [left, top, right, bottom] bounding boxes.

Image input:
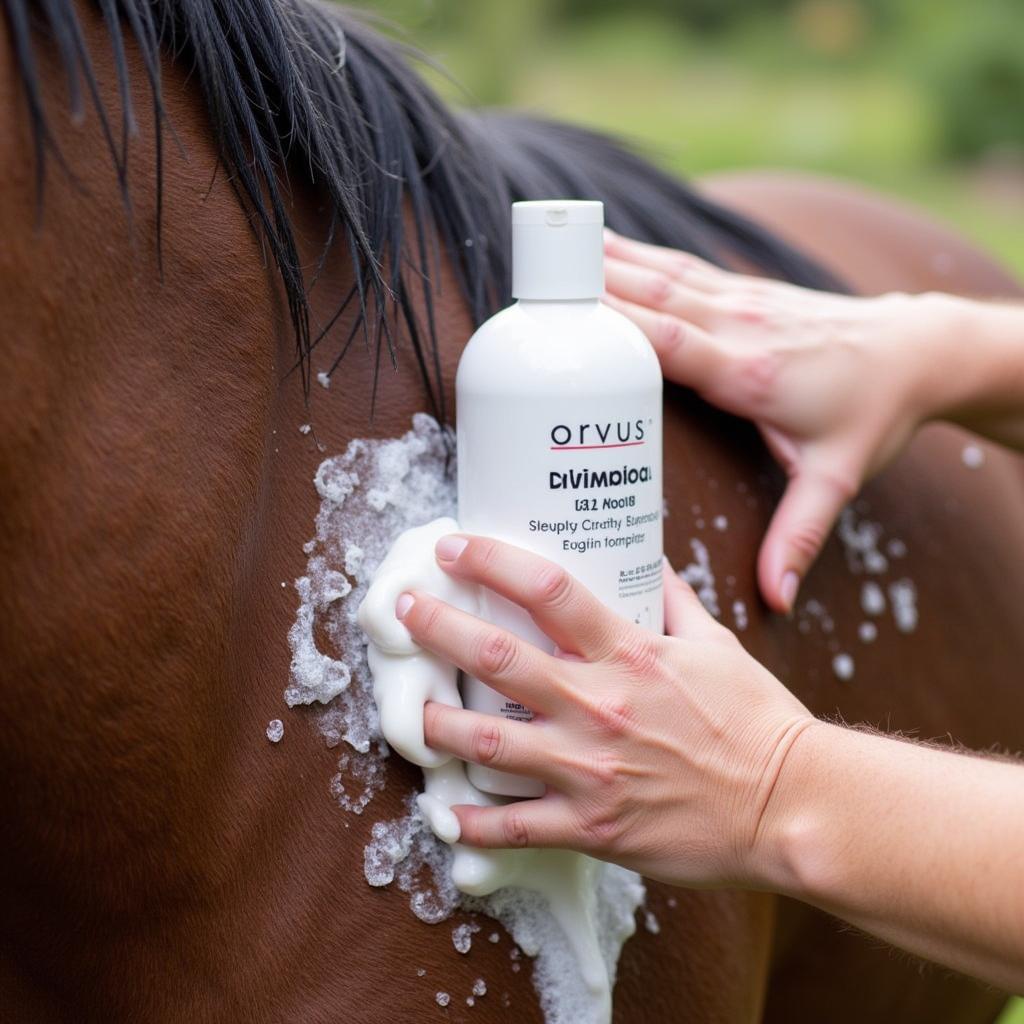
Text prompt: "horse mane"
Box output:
[[3, 0, 843, 417]]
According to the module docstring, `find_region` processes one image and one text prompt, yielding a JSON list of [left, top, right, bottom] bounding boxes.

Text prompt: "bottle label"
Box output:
[[458, 394, 664, 645]]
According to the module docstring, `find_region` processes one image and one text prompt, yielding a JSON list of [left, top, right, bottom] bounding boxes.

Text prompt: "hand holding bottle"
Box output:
[[398, 533, 1024, 992], [396, 533, 814, 888]]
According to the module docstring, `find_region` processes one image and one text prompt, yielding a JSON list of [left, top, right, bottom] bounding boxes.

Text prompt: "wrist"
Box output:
[[900, 292, 981, 425], [748, 718, 849, 901], [912, 293, 1022, 431]]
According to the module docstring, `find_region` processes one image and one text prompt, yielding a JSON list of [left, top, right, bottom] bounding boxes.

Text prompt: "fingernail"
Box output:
[[395, 592, 415, 620], [780, 571, 800, 612], [435, 535, 468, 562]]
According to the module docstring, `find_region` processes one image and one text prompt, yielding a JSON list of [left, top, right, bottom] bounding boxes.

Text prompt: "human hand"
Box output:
[[603, 230, 965, 611], [396, 533, 816, 890]]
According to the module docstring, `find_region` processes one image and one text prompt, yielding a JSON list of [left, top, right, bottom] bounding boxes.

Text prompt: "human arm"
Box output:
[[761, 716, 1024, 993], [397, 534, 1024, 992], [602, 231, 1024, 611]]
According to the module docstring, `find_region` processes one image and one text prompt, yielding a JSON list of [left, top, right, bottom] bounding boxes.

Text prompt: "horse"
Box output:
[[1, 2, 1021, 1021]]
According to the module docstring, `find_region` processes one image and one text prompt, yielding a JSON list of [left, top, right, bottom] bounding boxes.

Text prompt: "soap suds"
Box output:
[[712, 515, 728, 532], [889, 578, 919, 634], [800, 598, 834, 635], [313, 458, 359, 506], [860, 581, 886, 617], [288, 415, 455, 752], [680, 538, 720, 617], [330, 745, 387, 814], [436, 992, 450, 1007], [858, 622, 878, 644], [886, 538, 907, 559], [266, 719, 284, 743], [473, 979, 488, 997], [962, 444, 985, 469], [299, 423, 312, 435], [344, 544, 364, 578], [832, 653, 855, 681], [453, 921, 479, 954], [363, 798, 461, 923], [731, 600, 748, 632], [317, 371, 331, 389], [838, 508, 888, 575], [643, 910, 660, 935], [288, 416, 644, 1024], [364, 817, 414, 888]]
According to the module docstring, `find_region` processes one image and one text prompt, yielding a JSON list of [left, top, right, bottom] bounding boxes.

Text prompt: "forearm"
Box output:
[[926, 294, 1024, 451], [759, 720, 1024, 992]]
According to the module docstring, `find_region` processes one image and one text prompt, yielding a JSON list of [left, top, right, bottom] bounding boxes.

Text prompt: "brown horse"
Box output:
[[1, 2, 1021, 1022]]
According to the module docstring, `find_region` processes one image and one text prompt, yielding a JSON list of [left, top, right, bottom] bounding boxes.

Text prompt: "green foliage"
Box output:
[[926, 4, 1024, 159], [559, 0, 792, 34], [353, 0, 1024, 274]]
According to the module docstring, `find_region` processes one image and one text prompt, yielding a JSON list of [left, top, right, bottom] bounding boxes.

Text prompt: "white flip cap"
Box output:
[[511, 200, 604, 300]]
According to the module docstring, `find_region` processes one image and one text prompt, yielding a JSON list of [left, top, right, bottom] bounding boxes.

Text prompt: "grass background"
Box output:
[[362, 0, 1024, 279], [353, 1, 1023, 1015]]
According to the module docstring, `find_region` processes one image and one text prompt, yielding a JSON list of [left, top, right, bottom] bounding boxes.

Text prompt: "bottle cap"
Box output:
[[511, 200, 604, 300]]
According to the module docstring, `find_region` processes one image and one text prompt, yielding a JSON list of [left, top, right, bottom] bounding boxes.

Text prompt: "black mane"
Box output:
[[3, 0, 843, 417]]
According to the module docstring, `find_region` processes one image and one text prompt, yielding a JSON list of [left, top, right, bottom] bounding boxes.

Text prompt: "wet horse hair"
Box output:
[[3, 0, 844, 417]]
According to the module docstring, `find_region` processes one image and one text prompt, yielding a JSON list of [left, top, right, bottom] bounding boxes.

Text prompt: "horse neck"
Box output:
[[0, 11, 460, 1019]]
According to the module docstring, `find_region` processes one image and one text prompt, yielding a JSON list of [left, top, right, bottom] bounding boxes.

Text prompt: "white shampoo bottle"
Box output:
[[456, 200, 663, 797]]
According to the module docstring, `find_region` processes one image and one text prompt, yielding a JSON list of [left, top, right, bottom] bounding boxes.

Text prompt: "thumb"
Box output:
[[757, 468, 855, 613]]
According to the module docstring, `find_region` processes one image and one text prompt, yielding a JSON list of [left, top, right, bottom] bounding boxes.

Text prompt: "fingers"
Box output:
[[433, 534, 629, 662], [662, 559, 710, 637], [452, 794, 580, 850], [603, 293, 726, 395], [757, 467, 856, 613], [397, 590, 565, 714], [424, 702, 572, 788], [604, 230, 727, 292], [605, 257, 718, 328]]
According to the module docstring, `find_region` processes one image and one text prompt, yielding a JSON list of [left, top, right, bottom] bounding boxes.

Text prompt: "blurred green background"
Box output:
[[356, 0, 1024, 280], [353, 1, 1024, 1014]]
